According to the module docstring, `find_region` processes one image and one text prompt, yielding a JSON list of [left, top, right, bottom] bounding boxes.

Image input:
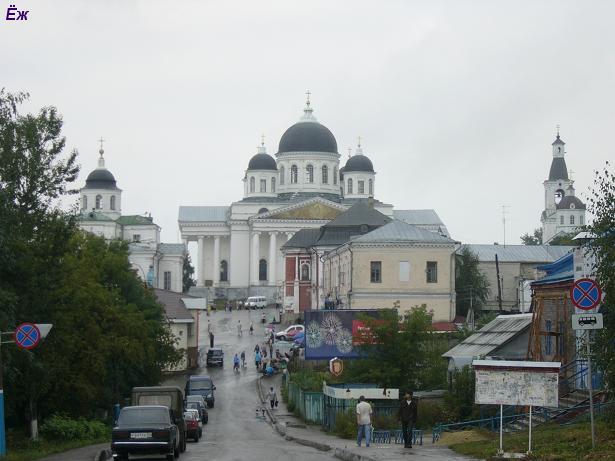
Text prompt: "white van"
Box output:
[[246, 296, 267, 309]]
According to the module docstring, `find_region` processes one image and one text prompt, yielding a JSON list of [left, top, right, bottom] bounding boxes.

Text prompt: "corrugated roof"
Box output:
[[533, 253, 573, 285], [154, 289, 194, 321], [182, 297, 206, 310], [324, 201, 390, 227], [283, 228, 321, 248], [158, 243, 186, 255], [442, 313, 532, 359], [178, 206, 229, 222], [393, 209, 444, 226], [117, 215, 155, 226], [353, 220, 456, 244], [460, 244, 574, 263]]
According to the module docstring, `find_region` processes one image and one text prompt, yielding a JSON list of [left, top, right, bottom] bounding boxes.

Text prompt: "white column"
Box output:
[[212, 236, 220, 285], [197, 236, 205, 286], [268, 232, 277, 285], [182, 236, 188, 249], [251, 232, 260, 284]]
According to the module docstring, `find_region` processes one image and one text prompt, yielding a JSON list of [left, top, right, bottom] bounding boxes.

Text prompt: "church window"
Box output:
[[163, 271, 171, 290], [560, 215, 564, 225], [347, 178, 353, 194], [301, 263, 310, 281], [369, 179, 373, 196], [306, 164, 314, 183], [370, 261, 382, 283], [271, 177, 276, 193], [291, 165, 298, 184], [426, 261, 438, 283], [82, 195, 87, 210], [260, 178, 267, 193], [110, 195, 116, 210], [259, 259, 268, 281], [250, 176, 255, 193], [322, 165, 328, 184], [220, 260, 228, 282], [95, 194, 102, 209], [279, 166, 285, 185], [358, 180, 365, 194], [570, 215, 575, 225], [580, 215, 584, 225], [133, 234, 141, 242], [333, 167, 338, 185]]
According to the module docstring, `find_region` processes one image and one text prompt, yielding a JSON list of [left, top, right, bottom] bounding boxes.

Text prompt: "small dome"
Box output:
[[248, 153, 277, 171], [85, 168, 118, 189], [278, 122, 338, 154], [556, 196, 586, 210], [344, 154, 374, 173]]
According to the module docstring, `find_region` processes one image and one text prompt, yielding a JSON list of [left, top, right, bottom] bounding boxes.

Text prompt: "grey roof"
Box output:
[[154, 289, 194, 321], [283, 228, 321, 248], [278, 121, 338, 154], [85, 168, 119, 190], [352, 220, 457, 244], [556, 195, 586, 210], [158, 243, 186, 255], [344, 154, 374, 172], [551, 134, 565, 145], [248, 153, 277, 170], [459, 244, 574, 263], [117, 215, 155, 226], [324, 201, 390, 227], [178, 206, 229, 222], [549, 157, 569, 180], [442, 314, 532, 359], [393, 209, 444, 226]]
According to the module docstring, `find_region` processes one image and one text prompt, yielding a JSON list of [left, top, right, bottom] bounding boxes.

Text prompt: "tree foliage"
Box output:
[[183, 252, 196, 293], [520, 228, 543, 245], [455, 247, 490, 317]]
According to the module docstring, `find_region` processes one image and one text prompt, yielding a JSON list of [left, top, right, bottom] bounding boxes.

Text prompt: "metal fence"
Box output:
[[286, 381, 324, 425]]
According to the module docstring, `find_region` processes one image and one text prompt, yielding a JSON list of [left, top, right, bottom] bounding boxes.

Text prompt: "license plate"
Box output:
[[130, 432, 152, 439]]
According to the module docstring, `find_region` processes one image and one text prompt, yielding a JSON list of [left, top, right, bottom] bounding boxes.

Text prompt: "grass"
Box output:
[[449, 420, 615, 460], [3, 436, 109, 461]]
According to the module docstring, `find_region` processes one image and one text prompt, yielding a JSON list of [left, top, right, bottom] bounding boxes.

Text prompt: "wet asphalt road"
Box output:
[[159, 307, 332, 461]]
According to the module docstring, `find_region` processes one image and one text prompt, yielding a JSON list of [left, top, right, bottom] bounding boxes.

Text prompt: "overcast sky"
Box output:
[[2, 0, 614, 244]]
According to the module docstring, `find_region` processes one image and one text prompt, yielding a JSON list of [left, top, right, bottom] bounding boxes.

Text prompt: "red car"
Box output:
[[183, 410, 202, 442]]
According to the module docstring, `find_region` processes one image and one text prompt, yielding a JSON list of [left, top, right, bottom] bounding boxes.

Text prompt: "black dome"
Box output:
[[248, 153, 277, 170], [556, 196, 586, 210], [85, 169, 118, 189], [344, 154, 374, 173], [278, 122, 338, 154]]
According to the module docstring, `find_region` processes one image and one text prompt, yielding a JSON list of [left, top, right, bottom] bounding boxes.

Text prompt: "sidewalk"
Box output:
[[37, 442, 109, 461], [257, 374, 480, 461]]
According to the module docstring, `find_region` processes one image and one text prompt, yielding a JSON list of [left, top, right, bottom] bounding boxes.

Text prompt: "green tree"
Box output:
[[520, 228, 543, 245], [455, 247, 490, 317], [548, 233, 576, 246], [183, 253, 196, 293]]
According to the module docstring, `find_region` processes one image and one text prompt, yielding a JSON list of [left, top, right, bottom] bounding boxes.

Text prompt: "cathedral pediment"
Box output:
[[255, 198, 346, 221]]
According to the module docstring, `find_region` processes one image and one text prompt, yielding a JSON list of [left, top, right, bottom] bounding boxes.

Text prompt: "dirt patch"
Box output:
[[435, 429, 492, 446]]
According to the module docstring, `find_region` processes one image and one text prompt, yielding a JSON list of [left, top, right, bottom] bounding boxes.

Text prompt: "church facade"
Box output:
[[179, 98, 451, 309]]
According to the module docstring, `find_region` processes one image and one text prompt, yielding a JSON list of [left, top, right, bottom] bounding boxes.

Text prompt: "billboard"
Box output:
[[304, 309, 388, 360]]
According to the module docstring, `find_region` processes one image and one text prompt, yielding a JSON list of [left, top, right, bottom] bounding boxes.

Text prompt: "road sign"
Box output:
[[572, 313, 604, 331], [14, 323, 41, 350], [571, 278, 602, 311]]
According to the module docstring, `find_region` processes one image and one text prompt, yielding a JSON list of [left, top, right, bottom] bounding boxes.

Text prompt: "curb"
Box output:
[[256, 376, 277, 424], [333, 447, 379, 461], [284, 434, 331, 452], [94, 448, 112, 461]]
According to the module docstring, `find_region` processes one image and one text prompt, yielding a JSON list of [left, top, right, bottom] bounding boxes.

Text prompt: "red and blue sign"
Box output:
[[14, 323, 41, 350], [571, 278, 602, 311]]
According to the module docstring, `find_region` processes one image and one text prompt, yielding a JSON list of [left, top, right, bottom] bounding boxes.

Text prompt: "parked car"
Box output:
[[276, 324, 305, 341], [185, 375, 216, 408], [183, 410, 202, 442], [111, 405, 179, 461], [246, 296, 267, 309], [206, 348, 224, 368], [186, 396, 208, 424]]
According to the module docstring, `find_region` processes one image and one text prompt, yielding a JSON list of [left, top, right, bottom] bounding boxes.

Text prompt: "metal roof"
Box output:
[[549, 157, 569, 180], [158, 243, 186, 255], [352, 220, 457, 244], [117, 215, 155, 226], [283, 228, 321, 248], [460, 244, 574, 263], [77, 211, 116, 222], [533, 252, 573, 285], [393, 209, 444, 226], [153, 289, 194, 321], [324, 201, 390, 227], [178, 206, 229, 222], [442, 313, 532, 359]]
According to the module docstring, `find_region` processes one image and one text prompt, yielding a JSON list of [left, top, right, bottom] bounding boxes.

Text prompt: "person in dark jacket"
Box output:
[[398, 391, 418, 448]]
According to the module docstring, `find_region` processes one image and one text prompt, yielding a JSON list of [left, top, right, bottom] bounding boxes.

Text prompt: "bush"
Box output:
[[40, 415, 108, 441], [333, 409, 357, 439], [371, 413, 398, 430], [416, 400, 449, 428]]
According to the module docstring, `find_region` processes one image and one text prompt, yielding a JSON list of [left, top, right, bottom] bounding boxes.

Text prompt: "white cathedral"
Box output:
[[179, 98, 450, 304]]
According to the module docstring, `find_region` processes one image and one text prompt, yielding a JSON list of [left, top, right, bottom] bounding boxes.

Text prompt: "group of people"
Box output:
[[355, 391, 418, 449], [233, 351, 246, 371]]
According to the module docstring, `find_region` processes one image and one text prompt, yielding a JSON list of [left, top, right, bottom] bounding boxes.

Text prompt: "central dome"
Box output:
[[278, 122, 338, 154], [85, 168, 118, 189]]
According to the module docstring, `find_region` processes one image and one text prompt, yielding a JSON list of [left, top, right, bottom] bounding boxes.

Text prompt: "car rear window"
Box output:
[[184, 411, 197, 420], [189, 379, 212, 390], [118, 407, 170, 426]]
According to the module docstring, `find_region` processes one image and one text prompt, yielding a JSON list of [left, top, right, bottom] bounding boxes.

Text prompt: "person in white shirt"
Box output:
[[355, 395, 372, 447]]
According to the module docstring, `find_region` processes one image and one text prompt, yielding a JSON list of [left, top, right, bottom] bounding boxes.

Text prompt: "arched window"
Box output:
[[250, 176, 255, 193], [82, 195, 88, 210], [95, 194, 102, 209], [259, 259, 268, 281], [347, 178, 353, 194], [271, 177, 276, 193], [291, 165, 298, 183], [301, 263, 310, 281], [279, 166, 285, 185], [570, 215, 575, 225], [322, 165, 328, 184], [110, 195, 116, 210], [358, 180, 365, 194], [368, 179, 373, 196], [306, 164, 314, 183], [220, 260, 228, 282], [560, 215, 564, 225], [333, 167, 338, 185], [260, 178, 267, 193]]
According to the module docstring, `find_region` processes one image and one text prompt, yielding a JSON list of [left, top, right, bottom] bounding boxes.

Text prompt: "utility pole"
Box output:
[[495, 254, 503, 314]]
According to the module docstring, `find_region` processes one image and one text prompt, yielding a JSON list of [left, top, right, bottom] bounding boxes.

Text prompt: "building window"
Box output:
[[333, 167, 338, 185], [399, 261, 410, 282], [279, 166, 285, 185], [163, 271, 171, 290], [560, 215, 564, 225], [369, 179, 373, 196], [347, 178, 353, 194], [306, 164, 314, 183], [271, 177, 276, 193], [259, 259, 267, 281], [110, 195, 116, 210], [301, 263, 310, 281], [291, 165, 298, 183], [559, 321, 565, 356], [220, 260, 228, 282], [132, 234, 141, 242], [250, 176, 255, 193], [322, 165, 328, 184], [426, 261, 438, 283], [95, 194, 102, 209], [580, 215, 584, 225], [370, 261, 382, 283], [82, 195, 88, 210], [545, 320, 552, 355], [358, 180, 365, 194], [260, 178, 267, 193], [570, 215, 575, 225]]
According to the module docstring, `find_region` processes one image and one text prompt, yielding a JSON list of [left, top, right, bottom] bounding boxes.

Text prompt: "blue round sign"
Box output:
[[571, 278, 602, 311], [14, 323, 41, 350]]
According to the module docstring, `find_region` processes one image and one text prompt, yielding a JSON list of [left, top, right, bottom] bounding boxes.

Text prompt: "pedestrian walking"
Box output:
[[268, 340, 273, 359], [209, 331, 214, 348], [233, 353, 240, 372], [355, 396, 372, 448], [398, 391, 418, 448], [240, 350, 246, 367], [237, 320, 243, 337], [255, 350, 262, 369], [266, 387, 278, 410], [254, 343, 260, 353], [249, 321, 254, 335]]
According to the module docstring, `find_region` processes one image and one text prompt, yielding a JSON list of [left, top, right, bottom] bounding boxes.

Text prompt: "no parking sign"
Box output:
[[14, 323, 41, 350], [570, 278, 602, 311]]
